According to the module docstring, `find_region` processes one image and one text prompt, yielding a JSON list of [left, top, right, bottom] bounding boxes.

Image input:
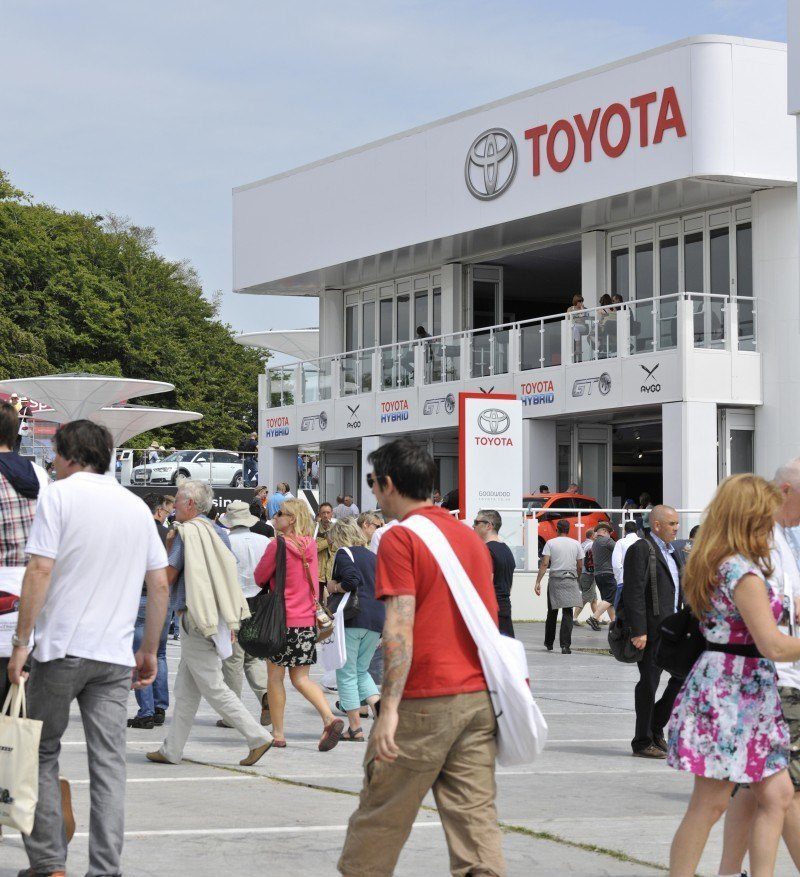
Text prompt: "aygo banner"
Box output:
[[458, 392, 523, 524]]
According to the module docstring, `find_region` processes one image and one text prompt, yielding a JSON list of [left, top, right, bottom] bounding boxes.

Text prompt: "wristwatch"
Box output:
[[11, 634, 29, 649]]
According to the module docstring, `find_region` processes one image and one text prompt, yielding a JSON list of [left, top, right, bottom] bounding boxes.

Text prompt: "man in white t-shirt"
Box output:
[[716, 459, 800, 875], [535, 519, 584, 654], [8, 420, 169, 877]]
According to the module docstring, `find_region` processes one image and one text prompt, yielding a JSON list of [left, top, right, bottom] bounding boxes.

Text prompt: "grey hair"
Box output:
[[176, 478, 214, 514], [477, 509, 502, 533], [775, 459, 800, 489]]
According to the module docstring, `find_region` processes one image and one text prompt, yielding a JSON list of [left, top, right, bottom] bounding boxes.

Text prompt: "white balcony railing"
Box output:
[[266, 292, 757, 407]]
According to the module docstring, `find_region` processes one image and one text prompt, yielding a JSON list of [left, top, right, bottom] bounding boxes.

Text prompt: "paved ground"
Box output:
[[1, 623, 795, 876]]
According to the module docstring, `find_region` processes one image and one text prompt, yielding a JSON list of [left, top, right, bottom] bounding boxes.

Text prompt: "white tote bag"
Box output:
[[400, 515, 548, 766], [318, 547, 357, 673], [0, 680, 43, 835]]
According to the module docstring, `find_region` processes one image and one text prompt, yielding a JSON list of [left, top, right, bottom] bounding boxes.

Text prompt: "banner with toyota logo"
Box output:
[[458, 392, 522, 524]]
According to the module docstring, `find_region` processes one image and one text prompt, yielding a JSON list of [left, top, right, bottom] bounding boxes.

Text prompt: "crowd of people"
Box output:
[[5, 397, 800, 875]]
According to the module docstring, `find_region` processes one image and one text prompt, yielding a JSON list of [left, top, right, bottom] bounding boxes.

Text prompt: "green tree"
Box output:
[[0, 171, 268, 449]]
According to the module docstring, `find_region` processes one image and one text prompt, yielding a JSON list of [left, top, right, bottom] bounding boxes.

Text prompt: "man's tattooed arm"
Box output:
[[380, 595, 416, 708]]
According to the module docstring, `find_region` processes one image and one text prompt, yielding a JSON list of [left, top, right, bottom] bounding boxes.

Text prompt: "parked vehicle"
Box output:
[[0, 591, 20, 616], [523, 492, 614, 555], [130, 449, 244, 487]]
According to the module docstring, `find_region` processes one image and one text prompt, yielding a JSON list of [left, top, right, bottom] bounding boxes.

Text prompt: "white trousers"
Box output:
[[222, 639, 268, 704], [159, 619, 271, 763]]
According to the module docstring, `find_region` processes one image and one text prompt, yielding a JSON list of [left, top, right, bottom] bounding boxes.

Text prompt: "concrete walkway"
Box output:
[[1, 623, 794, 875]]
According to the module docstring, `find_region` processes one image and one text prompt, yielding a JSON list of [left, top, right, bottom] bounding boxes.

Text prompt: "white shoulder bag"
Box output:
[[0, 679, 43, 834], [318, 547, 354, 673], [400, 515, 548, 765]]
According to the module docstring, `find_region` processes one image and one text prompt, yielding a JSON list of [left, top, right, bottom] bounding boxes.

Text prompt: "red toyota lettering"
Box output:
[[574, 107, 601, 162], [653, 86, 686, 144], [629, 91, 658, 146], [524, 124, 548, 176], [546, 119, 575, 173], [599, 102, 631, 158]]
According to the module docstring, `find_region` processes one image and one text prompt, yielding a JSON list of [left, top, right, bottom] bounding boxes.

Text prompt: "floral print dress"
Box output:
[[667, 554, 790, 783]]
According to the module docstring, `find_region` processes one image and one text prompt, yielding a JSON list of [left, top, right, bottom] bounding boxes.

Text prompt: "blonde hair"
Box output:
[[357, 511, 383, 530], [683, 474, 779, 616], [329, 518, 368, 553], [280, 498, 314, 537]]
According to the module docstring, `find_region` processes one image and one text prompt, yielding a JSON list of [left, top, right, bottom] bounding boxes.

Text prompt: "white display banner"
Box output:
[[459, 393, 523, 525]]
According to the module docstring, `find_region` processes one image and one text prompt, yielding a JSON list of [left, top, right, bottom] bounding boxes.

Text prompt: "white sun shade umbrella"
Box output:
[[0, 373, 174, 422], [32, 405, 202, 446], [234, 328, 318, 360]]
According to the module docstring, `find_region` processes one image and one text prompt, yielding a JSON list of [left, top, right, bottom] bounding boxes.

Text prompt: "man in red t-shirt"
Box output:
[[339, 439, 504, 877]]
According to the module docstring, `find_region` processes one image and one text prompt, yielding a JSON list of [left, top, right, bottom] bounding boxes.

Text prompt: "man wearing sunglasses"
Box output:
[[340, 440, 504, 877], [473, 509, 516, 638]]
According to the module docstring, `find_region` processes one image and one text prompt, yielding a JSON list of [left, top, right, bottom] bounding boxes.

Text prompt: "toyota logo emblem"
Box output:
[[478, 408, 510, 435], [465, 128, 517, 200]]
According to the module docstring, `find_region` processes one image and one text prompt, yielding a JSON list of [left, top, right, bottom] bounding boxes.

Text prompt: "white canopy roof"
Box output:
[[33, 405, 202, 446], [234, 329, 318, 360], [0, 374, 174, 422]]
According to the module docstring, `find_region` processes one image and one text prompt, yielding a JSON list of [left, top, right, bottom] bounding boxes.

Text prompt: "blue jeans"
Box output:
[[132, 596, 170, 717], [243, 458, 257, 486], [335, 628, 380, 712]]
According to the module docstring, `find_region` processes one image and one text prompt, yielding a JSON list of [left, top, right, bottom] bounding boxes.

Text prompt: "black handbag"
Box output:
[[608, 541, 659, 664], [655, 606, 704, 679], [238, 536, 288, 659], [326, 547, 360, 621]]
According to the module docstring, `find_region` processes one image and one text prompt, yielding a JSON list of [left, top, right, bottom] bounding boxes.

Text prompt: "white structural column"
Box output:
[[580, 231, 606, 309], [752, 186, 800, 478], [262, 446, 298, 495], [360, 435, 389, 512], [662, 401, 717, 530], [440, 263, 462, 336], [522, 420, 557, 494], [319, 289, 344, 358]]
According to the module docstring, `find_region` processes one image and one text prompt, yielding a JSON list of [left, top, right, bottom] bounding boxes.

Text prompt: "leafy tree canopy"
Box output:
[[0, 170, 268, 449]]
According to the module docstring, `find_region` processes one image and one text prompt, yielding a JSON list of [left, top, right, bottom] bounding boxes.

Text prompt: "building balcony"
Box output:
[[262, 293, 760, 444]]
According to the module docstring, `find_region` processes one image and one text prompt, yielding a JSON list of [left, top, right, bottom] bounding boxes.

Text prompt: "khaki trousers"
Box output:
[[159, 618, 271, 763], [338, 690, 505, 877], [222, 638, 268, 704]]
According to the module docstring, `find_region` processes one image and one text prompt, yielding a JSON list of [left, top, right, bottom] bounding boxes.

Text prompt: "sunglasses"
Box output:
[[274, 510, 293, 518], [473, 519, 491, 526], [366, 473, 386, 488]]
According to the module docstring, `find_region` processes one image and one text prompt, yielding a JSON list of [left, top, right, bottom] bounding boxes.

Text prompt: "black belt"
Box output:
[[706, 642, 763, 659]]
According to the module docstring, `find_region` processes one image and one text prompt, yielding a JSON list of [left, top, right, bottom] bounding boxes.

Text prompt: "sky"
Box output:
[[0, 0, 787, 347]]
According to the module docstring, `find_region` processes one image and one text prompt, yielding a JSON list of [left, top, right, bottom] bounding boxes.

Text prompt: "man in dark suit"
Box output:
[[623, 504, 683, 759]]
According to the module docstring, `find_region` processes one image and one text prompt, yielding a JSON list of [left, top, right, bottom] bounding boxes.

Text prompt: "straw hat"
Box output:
[[149, 441, 159, 449], [219, 500, 258, 529]]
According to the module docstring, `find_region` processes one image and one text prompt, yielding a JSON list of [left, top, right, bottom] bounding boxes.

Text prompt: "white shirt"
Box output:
[[227, 527, 271, 598], [773, 524, 800, 690], [370, 518, 398, 554], [543, 536, 584, 573], [612, 532, 641, 585], [26, 472, 168, 666]]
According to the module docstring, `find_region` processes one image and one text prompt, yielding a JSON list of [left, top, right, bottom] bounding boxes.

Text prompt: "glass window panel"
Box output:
[[610, 249, 629, 299], [578, 443, 608, 507], [379, 299, 393, 346], [684, 232, 704, 293], [432, 289, 442, 337], [362, 301, 375, 350], [738, 298, 756, 352], [710, 227, 730, 295], [736, 223, 753, 297], [730, 429, 754, 475], [414, 291, 428, 337], [396, 295, 410, 343], [345, 305, 358, 352], [635, 243, 653, 300], [659, 238, 678, 295], [472, 280, 498, 329]]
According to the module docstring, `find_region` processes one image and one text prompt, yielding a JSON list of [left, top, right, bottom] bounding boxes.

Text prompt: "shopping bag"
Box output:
[[0, 680, 43, 835], [319, 592, 350, 673], [240, 537, 288, 659], [400, 515, 548, 765]]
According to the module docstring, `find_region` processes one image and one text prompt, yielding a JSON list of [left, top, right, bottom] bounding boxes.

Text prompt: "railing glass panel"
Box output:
[[381, 341, 416, 389], [737, 297, 756, 352], [690, 294, 726, 349]]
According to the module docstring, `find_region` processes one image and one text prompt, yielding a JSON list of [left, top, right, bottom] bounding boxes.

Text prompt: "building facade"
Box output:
[[234, 35, 798, 520]]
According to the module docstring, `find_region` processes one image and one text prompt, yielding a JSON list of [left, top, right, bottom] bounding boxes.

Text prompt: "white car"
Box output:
[[130, 449, 244, 487]]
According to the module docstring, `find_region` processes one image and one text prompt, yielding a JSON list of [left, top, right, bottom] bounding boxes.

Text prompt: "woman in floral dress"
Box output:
[[667, 474, 800, 877]]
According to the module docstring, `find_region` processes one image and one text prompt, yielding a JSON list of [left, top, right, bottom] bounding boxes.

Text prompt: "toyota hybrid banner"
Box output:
[[458, 392, 522, 524]]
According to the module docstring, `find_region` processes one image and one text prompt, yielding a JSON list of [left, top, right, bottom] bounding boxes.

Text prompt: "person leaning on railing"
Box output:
[[566, 294, 589, 362]]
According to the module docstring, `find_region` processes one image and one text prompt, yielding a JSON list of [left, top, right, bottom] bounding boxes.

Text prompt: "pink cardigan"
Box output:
[[254, 536, 318, 627]]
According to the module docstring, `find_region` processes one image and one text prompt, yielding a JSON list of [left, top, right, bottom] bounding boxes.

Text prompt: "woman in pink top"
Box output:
[[254, 498, 343, 751]]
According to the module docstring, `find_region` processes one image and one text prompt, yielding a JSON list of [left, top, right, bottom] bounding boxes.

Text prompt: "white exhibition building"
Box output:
[[233, 34, 800, 526]]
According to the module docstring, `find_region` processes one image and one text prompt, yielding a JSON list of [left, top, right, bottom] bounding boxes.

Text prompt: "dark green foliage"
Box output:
[[0, 171, 267, 449]]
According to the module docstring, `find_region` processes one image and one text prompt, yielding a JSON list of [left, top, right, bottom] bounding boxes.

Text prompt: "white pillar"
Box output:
[[523, 420, 557, 494], [319, 289, 344, 358], [360, 435, 389, 511], [440, 263, 462, 335], [662, 401, 717, 533], [581, 231, 606, 309], [263, 446, 297, 496]]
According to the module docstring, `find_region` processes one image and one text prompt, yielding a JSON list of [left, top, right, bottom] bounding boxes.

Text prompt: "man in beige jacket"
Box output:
[[147, 480, 273, 767]]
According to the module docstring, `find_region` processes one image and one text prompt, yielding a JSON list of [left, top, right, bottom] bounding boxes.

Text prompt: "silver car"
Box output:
[[130, 449, 244, 487]]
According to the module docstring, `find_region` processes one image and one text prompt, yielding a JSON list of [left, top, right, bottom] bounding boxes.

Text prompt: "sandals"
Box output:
[[335, 700, 369, 718], [271, 737, 287, 748], [318, 718, 344, 751], [342, 726, 365, 742]]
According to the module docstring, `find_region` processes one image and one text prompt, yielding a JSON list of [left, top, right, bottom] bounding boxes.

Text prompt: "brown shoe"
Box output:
[[240, 739, 273, 766], [260, 693, 271, 727], [319, 718, 344, 752], [17, 870, 67, 876], [632, 744, 667, 759], [60, 778, 75, 844], [145, 750, 175, 764]]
